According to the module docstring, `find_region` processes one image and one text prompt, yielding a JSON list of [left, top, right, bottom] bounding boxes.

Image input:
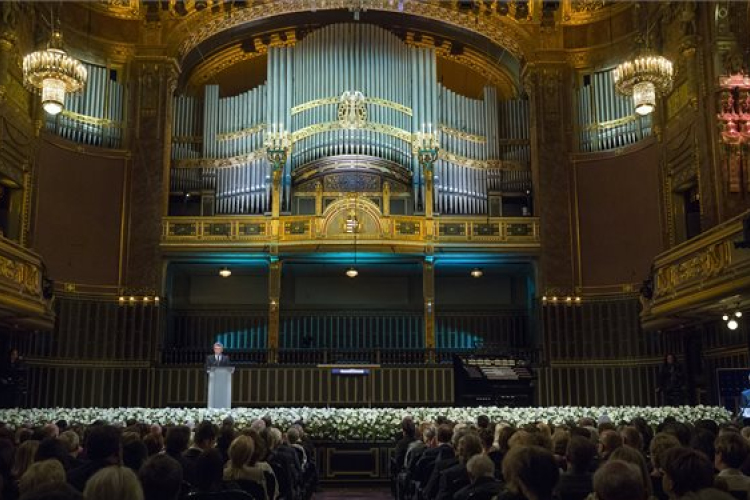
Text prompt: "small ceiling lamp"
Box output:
[[219, 267, 232, 278], [345, 267, 359, 278], [470, 268, 483, 278], [728, 319, 740, 330], [23, 26, 87, 115]]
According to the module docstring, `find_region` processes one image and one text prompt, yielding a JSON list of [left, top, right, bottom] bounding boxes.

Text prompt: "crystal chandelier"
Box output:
[[23, 28, 87, 116], [613, 51, 673, 116]]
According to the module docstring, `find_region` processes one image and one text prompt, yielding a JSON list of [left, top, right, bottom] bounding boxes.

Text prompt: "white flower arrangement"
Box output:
[[0, 406, 730, 441]]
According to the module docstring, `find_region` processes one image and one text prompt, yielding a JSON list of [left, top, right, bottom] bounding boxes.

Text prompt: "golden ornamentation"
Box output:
[[292, 96, 412, 117], [654, 242, 731, 298], [162, 215, 541, 248], [89, 0, 142, 20], [582, 114, 639, 132], [439, 125, 486, 144], [292, 121, 412, 144], [172, 148, 265, 169], [174, 0, 529, 63], [59, 109, 123, 128], [216, 122, 266, 142], [0, 254, 40, 296], [666, 82, 692, 120]]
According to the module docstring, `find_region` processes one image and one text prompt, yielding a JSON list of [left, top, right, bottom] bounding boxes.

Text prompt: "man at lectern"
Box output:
[[206, 342, 231, 369]]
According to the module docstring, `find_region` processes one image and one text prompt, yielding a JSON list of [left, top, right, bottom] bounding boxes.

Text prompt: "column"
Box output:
[[126, 53, 179, 291], [523, 58, 576, 293], [268, 258, 282, 363], [423, 258, 435, 363]]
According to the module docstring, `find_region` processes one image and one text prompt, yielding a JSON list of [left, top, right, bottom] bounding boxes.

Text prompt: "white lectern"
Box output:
[[207, 366, 234, 409]]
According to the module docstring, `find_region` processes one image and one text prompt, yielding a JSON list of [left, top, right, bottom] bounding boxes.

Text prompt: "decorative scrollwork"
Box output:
[[338, 91, 367, 129]]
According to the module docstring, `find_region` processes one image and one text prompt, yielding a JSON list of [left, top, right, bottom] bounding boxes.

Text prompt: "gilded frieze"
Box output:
[[172, 0, 531, 63], [654, 242, 731, 298]]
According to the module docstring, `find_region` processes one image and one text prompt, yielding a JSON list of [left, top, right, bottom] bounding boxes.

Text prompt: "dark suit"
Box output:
[[556, 470, 593, 500], [435, 462, 470, 500], [206, 354, 232, 369], [454, 476, 503, 500], [424, 456, 458, 500], [414, 444, 454, 483]]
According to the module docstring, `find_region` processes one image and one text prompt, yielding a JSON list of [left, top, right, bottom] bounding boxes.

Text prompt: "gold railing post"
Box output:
[[423, 258, 435, 363], [268, 258, 282, 364]]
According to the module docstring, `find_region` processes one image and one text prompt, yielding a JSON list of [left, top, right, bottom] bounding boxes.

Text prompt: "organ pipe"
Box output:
[[169, 23, 536, 217]]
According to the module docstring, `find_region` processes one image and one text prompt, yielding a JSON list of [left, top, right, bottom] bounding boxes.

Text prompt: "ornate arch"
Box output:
[[320, 196, 388, 239]]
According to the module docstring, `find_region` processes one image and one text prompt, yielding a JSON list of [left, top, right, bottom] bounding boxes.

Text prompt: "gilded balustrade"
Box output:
[[161, 215, 540, 250], [0, 237, 54, 330]]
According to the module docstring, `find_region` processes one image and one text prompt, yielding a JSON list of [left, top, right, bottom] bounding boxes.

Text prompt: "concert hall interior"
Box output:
[[0, 0, 749, 416]]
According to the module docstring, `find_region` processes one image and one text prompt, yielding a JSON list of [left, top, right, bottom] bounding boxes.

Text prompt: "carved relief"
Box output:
[[654, 242, 731, 298]]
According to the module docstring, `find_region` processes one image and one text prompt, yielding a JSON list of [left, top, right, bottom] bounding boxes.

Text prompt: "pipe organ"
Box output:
[[170, 23, 531, 216], [45, 62, 125, 149], [577, 68, 653, 153]]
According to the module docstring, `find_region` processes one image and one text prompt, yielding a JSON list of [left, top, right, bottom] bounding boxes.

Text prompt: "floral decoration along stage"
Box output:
[[0, 406, 731, 441]]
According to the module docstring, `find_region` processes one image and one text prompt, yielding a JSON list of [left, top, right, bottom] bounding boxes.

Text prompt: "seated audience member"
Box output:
[[264, 428, 296, 500], [423, 428, 468, 500], [715, 433, 750, 493], [551, 429, 570, 470], [164, 426, 192, 478], [138, 454, 183, 500], [661, 447, 715, 500], [598, 430, 623, 461], [82, 466, 143, 500], [435, 432, 483, 500], [405, 424, 434, 471], [67, 426, 122, 492], [121, 433, 148, 473], [500, 445, 559, 500], [556, 436, 597, 500], [184, 421, 217, 479], [195, 448, 248, 500], [19, 460, 66, 498], [478, 427, 502, 475], [414, 424, 454, 484], [224, 436, 272, 499], [19, 483, 83, 500], [287, 427, 307, 471], [36, 438, 71, 469], [394, 418, 417, 473], [609, 445, 653, 498], [621, 426, 644, 452], [454, 454, 502, 500], [142, 433, 163, 457], [650, 433, 682, 500], [593, 460, 647, 500], [12, 440, 39, 481], [59, 431, 86, 470], [217, 425, 237, 464]]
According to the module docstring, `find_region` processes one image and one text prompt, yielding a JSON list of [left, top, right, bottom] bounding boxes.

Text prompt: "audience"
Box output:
[[83, 465, 144, 500], [593, 460, 647, 500], [9, 411, 750, 500]]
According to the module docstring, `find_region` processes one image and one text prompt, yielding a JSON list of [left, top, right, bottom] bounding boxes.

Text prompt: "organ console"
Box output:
[[169, 23, 531, 218], [453, 353, 536, 407]]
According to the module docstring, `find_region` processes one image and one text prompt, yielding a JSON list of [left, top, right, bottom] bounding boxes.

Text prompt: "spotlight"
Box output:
[[723, 314, 729, 321], [219, 267, 232, 278], [345, 267, 358, 278], [736, 311, 743, 318], [541, 296, 547, 302], [575, 296, 581, 303], [470, 268, 483, 278], [129, 296, 135, 302], [154, 296, 160, 303], [551, 296, 558, 302], [118, 296, 125, 303], [728, 319, 739, 330], [143, 296, 150, 302], [565, 296, 572, 303]]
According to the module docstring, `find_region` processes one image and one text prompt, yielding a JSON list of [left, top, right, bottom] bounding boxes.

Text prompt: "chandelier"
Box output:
[[613, 51, 673, 116], [23, 28, 87, 116]]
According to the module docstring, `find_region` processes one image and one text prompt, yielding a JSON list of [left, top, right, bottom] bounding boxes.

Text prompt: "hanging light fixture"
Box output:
[[345, 267, 359, 278], [470, 268, 483, 278], [219, 267, 232, 278], [23, 20, 87, 116], [613, 5, 673, 117]]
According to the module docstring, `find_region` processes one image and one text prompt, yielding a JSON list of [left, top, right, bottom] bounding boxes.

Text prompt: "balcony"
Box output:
[[641, 211, 750, 330], [160, 214, 540, 253], [0, 237, 54, 330]]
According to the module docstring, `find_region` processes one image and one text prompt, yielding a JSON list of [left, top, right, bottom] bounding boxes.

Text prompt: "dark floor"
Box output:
[[315, 486, 392, 500]]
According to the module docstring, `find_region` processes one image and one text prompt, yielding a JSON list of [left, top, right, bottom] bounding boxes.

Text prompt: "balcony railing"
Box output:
[[0, 237, 54, 330], [162, 215, 540, 248]]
